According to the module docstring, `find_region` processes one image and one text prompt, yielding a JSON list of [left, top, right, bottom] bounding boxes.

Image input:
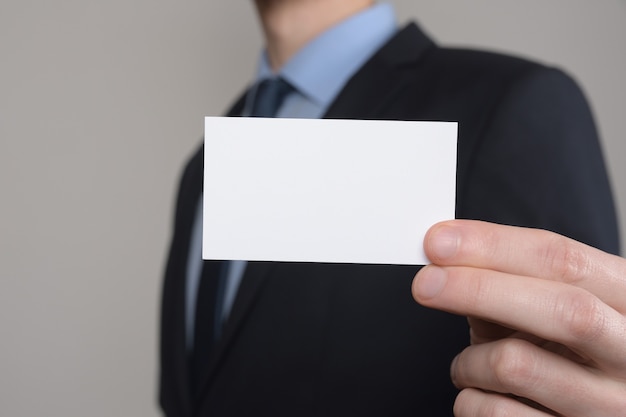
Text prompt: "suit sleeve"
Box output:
[[458, 66, 620, 254]]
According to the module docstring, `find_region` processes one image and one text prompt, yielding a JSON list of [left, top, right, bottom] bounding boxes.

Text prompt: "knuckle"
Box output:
[[484, 399, 516, 417], [542, 235, 592, 284], [489, 339, 539, 394], [556, 290, 607, 343], [450, 267, 491, 311]]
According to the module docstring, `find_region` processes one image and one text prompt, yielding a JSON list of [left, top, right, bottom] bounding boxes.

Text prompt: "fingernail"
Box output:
[[414, 266, 447, 299], [429, 225, 460, 260]]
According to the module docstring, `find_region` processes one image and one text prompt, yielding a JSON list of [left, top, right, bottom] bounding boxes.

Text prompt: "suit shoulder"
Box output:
[[404, 43, 590, 124], [425, 45, 581, 92], [432, 46, 544, 74]]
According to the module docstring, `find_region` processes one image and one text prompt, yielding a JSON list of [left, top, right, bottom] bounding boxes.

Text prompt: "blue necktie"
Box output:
[[191, 76, 294, 401]]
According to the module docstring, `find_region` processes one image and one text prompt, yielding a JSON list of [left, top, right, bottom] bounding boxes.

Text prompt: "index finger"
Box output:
[[423, 220, 626, 312]]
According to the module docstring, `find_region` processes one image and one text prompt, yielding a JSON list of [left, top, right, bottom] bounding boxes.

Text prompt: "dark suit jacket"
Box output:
[[160, 23, 619, 417]]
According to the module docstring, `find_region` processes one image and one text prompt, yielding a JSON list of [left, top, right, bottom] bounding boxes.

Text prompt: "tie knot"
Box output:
[[249, 77, 294, 118]]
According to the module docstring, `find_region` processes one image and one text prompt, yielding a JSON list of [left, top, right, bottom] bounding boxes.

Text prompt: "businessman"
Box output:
[[160, 1, 619, 416]]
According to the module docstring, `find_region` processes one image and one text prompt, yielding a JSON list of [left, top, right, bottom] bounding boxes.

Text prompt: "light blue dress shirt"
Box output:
[[186, 2, 398, 349]]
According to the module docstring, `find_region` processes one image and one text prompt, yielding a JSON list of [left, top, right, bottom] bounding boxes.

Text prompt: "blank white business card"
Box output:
[[203, 117, 457, 265]]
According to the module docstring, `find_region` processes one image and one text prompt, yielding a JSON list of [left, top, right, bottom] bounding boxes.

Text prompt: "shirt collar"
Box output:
[[254, 2, 397, 108]]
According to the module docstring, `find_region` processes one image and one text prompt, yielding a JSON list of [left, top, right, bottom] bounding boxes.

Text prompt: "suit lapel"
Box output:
[[205, 94, 274, 366], [195, 262, 275, 404], [216, 262, 275, 349]]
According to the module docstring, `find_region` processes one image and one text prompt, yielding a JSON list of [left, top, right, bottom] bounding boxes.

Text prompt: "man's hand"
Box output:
[[412, 220, 626, 417]]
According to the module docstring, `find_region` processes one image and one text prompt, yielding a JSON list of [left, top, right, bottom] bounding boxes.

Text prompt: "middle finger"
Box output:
[[413, 264, 626, 373]]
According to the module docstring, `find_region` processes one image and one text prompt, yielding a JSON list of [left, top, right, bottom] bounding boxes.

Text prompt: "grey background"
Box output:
[[1, 1, 624, 416]]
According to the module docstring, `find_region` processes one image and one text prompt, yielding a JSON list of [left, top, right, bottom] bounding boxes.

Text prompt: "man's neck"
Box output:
[[254, 0, 375, 72]]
